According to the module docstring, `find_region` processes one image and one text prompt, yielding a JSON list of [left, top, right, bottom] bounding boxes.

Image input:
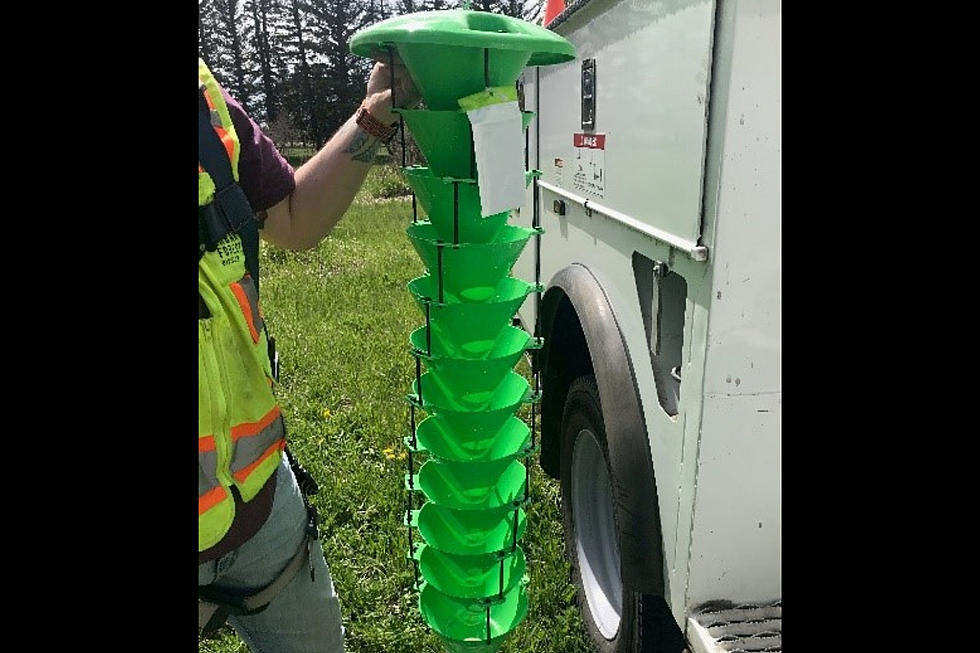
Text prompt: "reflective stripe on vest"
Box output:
[[229, 275, 264, 344], [199, 58, 281, 552]]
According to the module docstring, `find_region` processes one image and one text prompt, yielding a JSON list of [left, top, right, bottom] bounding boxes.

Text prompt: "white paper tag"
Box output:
[[466, 101, 525, 218]]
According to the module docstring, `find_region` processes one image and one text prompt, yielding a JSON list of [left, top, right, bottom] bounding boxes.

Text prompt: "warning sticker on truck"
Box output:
[[572, 133, 605, 198]]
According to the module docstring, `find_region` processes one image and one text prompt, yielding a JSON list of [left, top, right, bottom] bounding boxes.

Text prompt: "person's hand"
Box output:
[[362, 53, 420, 126]]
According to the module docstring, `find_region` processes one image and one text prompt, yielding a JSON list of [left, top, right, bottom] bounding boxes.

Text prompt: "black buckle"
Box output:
[[199, 183, 256, 253], [214, 184, 254, 233], [306, 502, 319, 541], [267, 334, 279, 382]]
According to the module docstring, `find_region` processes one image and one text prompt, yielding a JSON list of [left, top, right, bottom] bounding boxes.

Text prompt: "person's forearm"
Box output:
[[291, 114, 380, 248], [264, 113, 381, 251], [259, 57, 416, 251]]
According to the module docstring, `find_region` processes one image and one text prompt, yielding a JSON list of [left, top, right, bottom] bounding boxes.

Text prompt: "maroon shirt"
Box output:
[[199, 86, 296, 565]]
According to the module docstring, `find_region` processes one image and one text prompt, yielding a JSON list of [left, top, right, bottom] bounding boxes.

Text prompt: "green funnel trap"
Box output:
[[351, 9, 574, 651], [408, 276, 540, 348], [419, 582, 529, 653], [412, 501, 526, 557], [410, 325, 539, 398], [413, 458, 527, 511], [411, 370, 531, 439], [410, 416, 531, 465], [406, 224, 540, 300], [350, 10, 575, 110], [395, 109, 534, 179], [414, 545, 526, 600], [403, 167, 538, 244]]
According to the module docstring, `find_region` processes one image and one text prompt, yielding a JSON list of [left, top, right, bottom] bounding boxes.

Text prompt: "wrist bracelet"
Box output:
[[355, 105, 397, 143]]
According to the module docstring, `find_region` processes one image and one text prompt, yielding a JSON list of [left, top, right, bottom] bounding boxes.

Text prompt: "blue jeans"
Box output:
[[199, 456, 345, 653]]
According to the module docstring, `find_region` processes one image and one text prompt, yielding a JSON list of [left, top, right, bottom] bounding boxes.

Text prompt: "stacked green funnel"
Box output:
[[351, 9, 574, 652]]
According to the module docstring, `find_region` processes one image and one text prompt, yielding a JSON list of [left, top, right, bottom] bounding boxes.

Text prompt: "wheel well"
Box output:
[[536, 264, 667, 597], [539, 289, 593, 479]]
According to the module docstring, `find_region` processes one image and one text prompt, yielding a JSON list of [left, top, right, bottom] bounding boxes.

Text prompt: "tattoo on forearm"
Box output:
[[345, 129, 381, 163]]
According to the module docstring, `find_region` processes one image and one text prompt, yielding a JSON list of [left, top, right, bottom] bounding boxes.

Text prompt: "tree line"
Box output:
[[199, 0, 545, 149]]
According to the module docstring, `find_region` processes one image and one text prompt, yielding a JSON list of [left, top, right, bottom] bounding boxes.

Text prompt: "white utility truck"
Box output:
[[513, 1, 781, 651]]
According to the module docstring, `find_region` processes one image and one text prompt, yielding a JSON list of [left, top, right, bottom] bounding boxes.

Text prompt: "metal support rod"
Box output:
[[425, 303, 432, 357], [400, 113, 407, 168], [388, 47, 396, 108], [486, 604, 492, 644], [452, 181, 460, 245], [511, 505, 519, 552], [412, 558, 421, 590], [387, 46, 408, 169], [533, 177, 541, 337], [498, 557, 505, 596], [484, 48, 490, 89], [532, 174, 541, 450], [524, 460, 530, 502], [524, 112, 529, 171], [415, 354, 423, 405], [412, 192, 417, 223], [531, 399, 536, 449], [406, 497, 414, 559], [410, 404, 417, 445], [437, 243, 445, 304]]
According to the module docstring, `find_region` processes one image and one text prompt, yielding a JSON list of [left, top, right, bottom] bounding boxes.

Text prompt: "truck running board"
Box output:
[[686, 600, 781, 653]]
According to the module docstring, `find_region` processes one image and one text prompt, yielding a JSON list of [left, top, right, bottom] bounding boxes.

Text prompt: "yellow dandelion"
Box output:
[[383, 447, 395, 455], [397, 452, 408, 461], [385, 453, 396, 460], [321, 408, 332, 418]]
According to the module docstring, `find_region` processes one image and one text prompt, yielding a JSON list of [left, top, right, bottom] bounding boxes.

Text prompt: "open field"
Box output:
[[200, 165, 592, 653]]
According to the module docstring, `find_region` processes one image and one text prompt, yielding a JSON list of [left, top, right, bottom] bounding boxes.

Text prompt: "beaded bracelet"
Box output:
[[355, 104, 398, 143]]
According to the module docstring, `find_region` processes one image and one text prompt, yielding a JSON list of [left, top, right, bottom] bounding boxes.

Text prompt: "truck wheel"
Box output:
[[559, 375, 684, 653]]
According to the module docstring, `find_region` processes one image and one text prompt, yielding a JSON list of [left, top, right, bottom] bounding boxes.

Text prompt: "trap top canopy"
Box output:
[[349, 9, 576, 66]]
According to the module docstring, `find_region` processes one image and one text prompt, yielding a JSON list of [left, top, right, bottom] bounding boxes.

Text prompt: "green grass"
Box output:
[[200, 166, 591, 653], [281, 145, 316, 168]]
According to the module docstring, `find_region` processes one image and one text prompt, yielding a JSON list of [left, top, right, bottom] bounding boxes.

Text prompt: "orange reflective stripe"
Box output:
[[229, 282, 260, 344], [233, 438, 285, 483], [199, 436, 216, 452], [214, 125, 237, 167], [199, 486, 228, 514], [231, 405, 282, 440], [201, 84, 236, 163]]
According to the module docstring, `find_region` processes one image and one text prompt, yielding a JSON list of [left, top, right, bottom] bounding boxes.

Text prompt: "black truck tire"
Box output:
[[559, 374, 685, 653]]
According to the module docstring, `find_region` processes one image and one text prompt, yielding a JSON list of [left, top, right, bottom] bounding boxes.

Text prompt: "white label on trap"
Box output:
[[467, 101, 526, 218]]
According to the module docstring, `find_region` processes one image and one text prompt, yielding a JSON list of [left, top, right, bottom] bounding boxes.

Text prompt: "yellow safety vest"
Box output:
[[198, 58, 284, 552]]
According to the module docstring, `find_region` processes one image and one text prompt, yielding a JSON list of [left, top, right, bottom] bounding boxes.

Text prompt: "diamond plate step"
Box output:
[[687, 600, 781, 653]]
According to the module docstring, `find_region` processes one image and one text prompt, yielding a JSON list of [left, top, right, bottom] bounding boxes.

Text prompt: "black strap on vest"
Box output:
[[198, 91, 261, 293], [199, 87, 278, 374]]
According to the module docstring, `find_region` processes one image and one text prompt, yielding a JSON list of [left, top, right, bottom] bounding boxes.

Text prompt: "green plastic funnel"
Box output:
[[411, 416, 530, 464], [408, 276, 539, 349], [412, 371, 530, 439], [415, 544, 526, 600], [399, 43, 530, 111], [406, 224, 539, 299], [395, 109, 534, 178], [351, 10, 575, 110], [414, 502, 526, 557], [419, 582, 528, 653], [415, 458, 527, 511], [403, 168, 508, 244], [410, 325, 535, 398]]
